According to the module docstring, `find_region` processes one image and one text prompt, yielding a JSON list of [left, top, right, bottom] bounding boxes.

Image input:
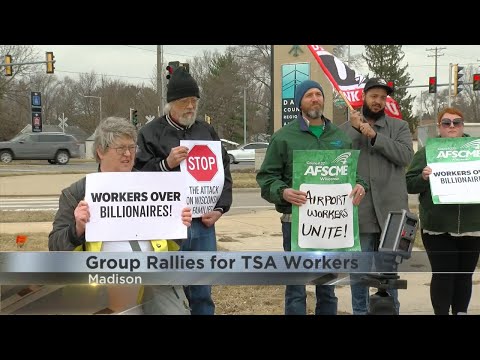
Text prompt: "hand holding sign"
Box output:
[[282, 188, 307, 206], [167, 145, 189, 169], [74, 200, 90, 237], [182, 207, 192, 226], [422, 166, 432, 181]]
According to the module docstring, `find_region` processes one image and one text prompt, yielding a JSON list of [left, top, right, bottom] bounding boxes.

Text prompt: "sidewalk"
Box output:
[[216, 208, 480, 315], [0, 174, 85, 197], [3, 208, 480, 315]]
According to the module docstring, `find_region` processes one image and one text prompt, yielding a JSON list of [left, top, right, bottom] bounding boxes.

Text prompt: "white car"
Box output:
[[227, 142, 269, 164]]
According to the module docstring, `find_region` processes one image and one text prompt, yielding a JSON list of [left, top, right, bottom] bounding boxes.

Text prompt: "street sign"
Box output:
[[31, 92, 42, 132], [32, 112, 42, 132], [186, 145, 218, 182], [31, 92, 42, 108], [58, 114, 68, 132]]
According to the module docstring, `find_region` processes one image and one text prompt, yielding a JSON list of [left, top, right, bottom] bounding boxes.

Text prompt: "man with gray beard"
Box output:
[[134, 67, 232, 315]]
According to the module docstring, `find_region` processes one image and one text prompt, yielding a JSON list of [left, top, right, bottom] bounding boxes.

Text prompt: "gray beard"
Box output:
[[306, 108, 323, 119], [177, 110, 197, 127]]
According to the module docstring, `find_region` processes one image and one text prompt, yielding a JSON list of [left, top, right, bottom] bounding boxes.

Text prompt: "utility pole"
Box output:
[[270, 45, 274, 134], [448, 63, 452, 107], [157, 45, 163, 116], [346, 45, 351, 121], [426, 47, 446, 119], [243, 87, 247, 145]]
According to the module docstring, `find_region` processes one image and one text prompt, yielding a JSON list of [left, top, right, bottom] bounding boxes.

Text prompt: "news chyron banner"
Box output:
[[180, 140, 225, 218], [0, 252, 428, 287], [291, 149, 361, 252], [426, 137, 480, 204], [85, 172, 187, 241]]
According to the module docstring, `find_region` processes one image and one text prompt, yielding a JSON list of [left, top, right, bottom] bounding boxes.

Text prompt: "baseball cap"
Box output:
[[363, 77, 393, 95]]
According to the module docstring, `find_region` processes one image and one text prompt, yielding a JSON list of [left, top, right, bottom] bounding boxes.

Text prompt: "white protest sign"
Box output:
[[180, 140, 225, 218], [85, 172, 187, 241], [298, 183, 354, 249], [426, 137, 480, 204]]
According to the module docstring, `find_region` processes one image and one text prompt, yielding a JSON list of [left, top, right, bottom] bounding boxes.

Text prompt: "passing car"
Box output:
[[227, 142, 269, 164], [0, 132, 81, 165]]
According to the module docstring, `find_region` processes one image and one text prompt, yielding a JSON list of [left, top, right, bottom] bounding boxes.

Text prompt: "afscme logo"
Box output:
[[332, 152, 351, 165], [436, 149, 480, 159], [460, 139, 480, 150], [304, 165, 348, 176]]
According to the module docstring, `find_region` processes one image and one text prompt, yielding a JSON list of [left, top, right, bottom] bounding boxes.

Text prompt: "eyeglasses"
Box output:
[[440, 118, 464, 128], [176, 97, 199, 106], [110, 144, 136, 155]]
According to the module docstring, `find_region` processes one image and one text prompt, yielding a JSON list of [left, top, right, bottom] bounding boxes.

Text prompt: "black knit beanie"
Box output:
[[167, 67, 200, 103]]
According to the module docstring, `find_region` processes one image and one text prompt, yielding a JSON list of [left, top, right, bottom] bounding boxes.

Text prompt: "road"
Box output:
[[0, 190, 274, 213], [0, 191, 419, 214], [0, 161, 254, 173], [0, 162, 98, 173]]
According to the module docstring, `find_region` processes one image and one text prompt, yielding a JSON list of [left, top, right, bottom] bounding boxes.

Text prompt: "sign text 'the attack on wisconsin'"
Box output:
[[180, 140, 225, 218]]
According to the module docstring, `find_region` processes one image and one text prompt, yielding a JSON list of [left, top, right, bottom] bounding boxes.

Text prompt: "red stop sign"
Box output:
[[186, 145, 218, 181]]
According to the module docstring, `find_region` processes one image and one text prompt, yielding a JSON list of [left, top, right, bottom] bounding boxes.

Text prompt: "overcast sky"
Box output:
[[35, 45, 479, 107]]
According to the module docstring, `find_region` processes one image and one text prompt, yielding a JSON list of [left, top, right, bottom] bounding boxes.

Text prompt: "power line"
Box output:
[[124, 45, 156, 52], [123, 45, 197, 58], [57, 69, 151, 81]]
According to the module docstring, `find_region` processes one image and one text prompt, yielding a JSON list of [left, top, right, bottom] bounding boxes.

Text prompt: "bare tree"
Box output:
[[27, 73, 62, 125], [0, 45, 39, 98], [232, 45, 271, 136], [450, 64, 480, 122], [415, 65, 480, 124]]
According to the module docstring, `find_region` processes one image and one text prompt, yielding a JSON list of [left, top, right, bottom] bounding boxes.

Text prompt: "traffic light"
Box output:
[[130, 108, 138, 126], [181, 63, 190, 73], [452, 64, 464, 96], [428, 76, 437, 94], [132, 110, 138, 126], [387, 80, 394, 93], [166, 61, 180, 80], [5, 54, 12, 76], [473, 74, 480, 92], [46, 52, 55, 74]]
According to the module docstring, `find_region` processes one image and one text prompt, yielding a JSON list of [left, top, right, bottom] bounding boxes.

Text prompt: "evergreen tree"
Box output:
[[363, 45, 418, 133]]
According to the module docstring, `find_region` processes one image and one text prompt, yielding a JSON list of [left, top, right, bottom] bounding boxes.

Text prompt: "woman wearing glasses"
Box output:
[[49, 117, 192, 315], [406, 107, 480, 315]]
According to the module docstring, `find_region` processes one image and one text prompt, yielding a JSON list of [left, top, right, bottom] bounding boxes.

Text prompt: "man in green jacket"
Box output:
[[257, 80, 367, 315]]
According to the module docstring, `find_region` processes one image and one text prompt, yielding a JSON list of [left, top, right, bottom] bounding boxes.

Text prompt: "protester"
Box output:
[[134, 67, 232, 315], [340, 78, 414, 315], [257, 79, 367, 315], [406, 107, 480, 315], [49, 116, 192, 315]]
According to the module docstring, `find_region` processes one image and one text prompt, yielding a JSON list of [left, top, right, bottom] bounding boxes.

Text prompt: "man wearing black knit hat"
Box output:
[[135, 67, 233, 315]]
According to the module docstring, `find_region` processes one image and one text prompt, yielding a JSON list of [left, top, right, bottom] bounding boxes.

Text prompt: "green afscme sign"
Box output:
[[426, 137, 480, 204], [291, 149, 361, 252]]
